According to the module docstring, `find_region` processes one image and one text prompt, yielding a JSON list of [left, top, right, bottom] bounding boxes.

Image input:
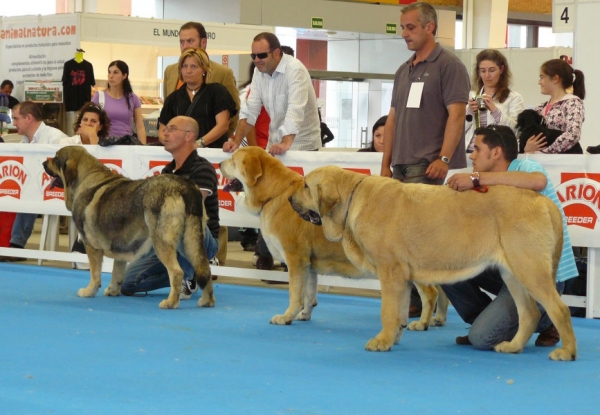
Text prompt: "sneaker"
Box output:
[[180, 278, 198, 300]]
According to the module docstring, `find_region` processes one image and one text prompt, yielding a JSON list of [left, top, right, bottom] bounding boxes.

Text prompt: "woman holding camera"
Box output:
[[465, 49, 524, 152]]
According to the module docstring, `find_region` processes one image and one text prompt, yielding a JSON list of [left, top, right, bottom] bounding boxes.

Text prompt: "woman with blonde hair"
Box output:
[[465, 49, 524, 152], [158, 48, 237, 148]]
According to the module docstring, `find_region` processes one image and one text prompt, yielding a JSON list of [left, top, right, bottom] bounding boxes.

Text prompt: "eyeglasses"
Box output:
[[166, 125, 191, 133], [250, 51, 271, 60], [538, 74, 548, 81]]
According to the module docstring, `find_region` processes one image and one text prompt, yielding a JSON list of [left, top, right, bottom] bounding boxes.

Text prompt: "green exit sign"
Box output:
[[312, 17, 324, 29], [386, 23, 397, 34]]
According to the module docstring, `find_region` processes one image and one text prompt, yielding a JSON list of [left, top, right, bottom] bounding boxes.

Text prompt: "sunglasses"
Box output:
[[250, 51, 271, 60]]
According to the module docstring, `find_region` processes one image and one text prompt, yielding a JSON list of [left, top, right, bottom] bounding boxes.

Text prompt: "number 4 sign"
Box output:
[[553, 0, 575, 33]]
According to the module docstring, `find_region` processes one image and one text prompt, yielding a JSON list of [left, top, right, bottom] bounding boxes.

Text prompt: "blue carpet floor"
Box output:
[[1, 263, 599, 415]]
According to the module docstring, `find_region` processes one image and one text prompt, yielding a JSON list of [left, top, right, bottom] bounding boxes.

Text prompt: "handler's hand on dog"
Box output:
[[524, 133, 547, 153], [446, 173, 473, 192], [269, 142, 291, 156], [223, 140, 239, 153], [426, 159, 449, 181]]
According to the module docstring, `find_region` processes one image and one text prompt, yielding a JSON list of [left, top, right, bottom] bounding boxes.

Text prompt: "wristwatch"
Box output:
[[439, 155, 450, 164], [197, 137, 206, 148], [470, 172, 480, 188]]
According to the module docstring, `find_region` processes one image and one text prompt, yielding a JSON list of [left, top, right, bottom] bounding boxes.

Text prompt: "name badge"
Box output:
[[406, 82, 424, 108]]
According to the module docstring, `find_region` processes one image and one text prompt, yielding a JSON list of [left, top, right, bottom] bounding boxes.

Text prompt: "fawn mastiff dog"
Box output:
[[42, 145, 214, 309], [220, 147, 446, 328], [289, 166, 577, 361]]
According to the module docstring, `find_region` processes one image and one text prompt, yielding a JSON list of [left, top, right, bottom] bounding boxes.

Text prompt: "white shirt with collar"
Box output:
[[20, 121, 81, 145], [240, 53, 321, 151]]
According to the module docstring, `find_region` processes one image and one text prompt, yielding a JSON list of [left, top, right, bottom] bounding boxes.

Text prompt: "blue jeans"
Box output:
[[442, 268, 565, 350], [10, 213, 37, 247], [392, 158, 445, 185], [121, 227, 219, 295]]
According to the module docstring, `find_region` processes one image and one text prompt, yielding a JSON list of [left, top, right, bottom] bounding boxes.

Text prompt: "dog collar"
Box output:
[[342, 177, 366, 229]]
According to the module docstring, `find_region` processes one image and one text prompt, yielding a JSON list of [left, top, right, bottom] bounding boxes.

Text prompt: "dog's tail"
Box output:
[[182, 198, 212, 290]]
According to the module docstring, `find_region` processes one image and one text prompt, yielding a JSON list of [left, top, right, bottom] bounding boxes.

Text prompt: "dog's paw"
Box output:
[[294, 310, 312, 321], [158, 298, 180, 309], [549, 347, 576, 361], [78, 286, 99, 297], [365, 337, 393, 352], [270, 314, 292, 325], [494, 341, 523, 354], [103, 286, 121, 297], [430, 316, 446, 327], [407, 321, 429, 331], [198, 294, 215, 307]]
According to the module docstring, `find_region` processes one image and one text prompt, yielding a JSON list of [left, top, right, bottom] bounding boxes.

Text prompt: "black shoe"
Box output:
[[256, 255, 274, 270], [456, 335, 472, 345], [535, 324, 560, 347], [0, 244, 26, 262]]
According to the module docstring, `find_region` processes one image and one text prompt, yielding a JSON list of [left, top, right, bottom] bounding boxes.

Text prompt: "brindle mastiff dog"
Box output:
[[289, 165, 577, 361], [43, 145, 213, 309]]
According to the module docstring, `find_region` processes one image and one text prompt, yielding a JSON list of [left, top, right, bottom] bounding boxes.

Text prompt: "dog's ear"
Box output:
[[63, 158, 78, 188], [241, 155, 262, 187], [317, 181, 345, 242], [317, 180, 340, 217]]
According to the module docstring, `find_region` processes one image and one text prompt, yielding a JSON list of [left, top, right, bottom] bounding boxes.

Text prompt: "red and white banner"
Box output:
[[1, 144, 598, 247]]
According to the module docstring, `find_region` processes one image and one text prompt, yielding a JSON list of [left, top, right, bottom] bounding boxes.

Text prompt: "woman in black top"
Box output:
[[358, 115, 387, 152], [159, 48, 237, 148]]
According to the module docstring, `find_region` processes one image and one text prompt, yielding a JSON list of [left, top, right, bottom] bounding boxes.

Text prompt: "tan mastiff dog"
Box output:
[[42, 145, 214, 309], [289, 165, 576, 361], [221, 147, 447, 328]]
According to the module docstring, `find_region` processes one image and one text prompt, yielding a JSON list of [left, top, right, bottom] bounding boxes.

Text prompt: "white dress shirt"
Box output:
[[240, 54, 321, 151], [21, 121, 81, 145]]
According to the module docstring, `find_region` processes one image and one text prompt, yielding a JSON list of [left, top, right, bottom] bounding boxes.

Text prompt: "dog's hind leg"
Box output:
[[104, 260, 126, 296], [536, 291, 577, 361], [153, 239, 183, 309], [408, 282, 436, 331], [78, 244, 104, 298], [509, 271, 577, 361], [181, 214, 213, 307], [493, 271, 540, 354]]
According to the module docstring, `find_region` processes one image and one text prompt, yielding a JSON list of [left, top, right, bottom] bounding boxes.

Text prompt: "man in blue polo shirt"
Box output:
[[444, 125, 578, 350]]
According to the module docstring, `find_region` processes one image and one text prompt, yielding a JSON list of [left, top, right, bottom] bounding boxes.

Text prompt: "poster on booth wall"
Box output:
[[0, 14, 80, 101], [24, 81, 63, 103]]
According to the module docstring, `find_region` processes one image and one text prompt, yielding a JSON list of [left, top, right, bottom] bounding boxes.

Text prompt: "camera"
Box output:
[[475, 95, 487, 111]]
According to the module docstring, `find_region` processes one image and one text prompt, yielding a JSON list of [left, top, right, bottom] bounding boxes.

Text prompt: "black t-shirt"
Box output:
[[7, 95, 19, 110], [61, 59, 95, 111], [162, 151, 220, 239], [158, 83, 237, 148]]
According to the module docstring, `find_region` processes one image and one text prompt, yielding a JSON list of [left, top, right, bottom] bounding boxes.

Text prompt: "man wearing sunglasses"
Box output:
[[224, 32, 321, 155], [443, 125, 578, 351], [163, 21, 240, 138]]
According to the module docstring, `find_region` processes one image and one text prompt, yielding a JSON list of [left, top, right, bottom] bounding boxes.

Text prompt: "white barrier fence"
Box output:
[[0, 144, 598, 317]]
